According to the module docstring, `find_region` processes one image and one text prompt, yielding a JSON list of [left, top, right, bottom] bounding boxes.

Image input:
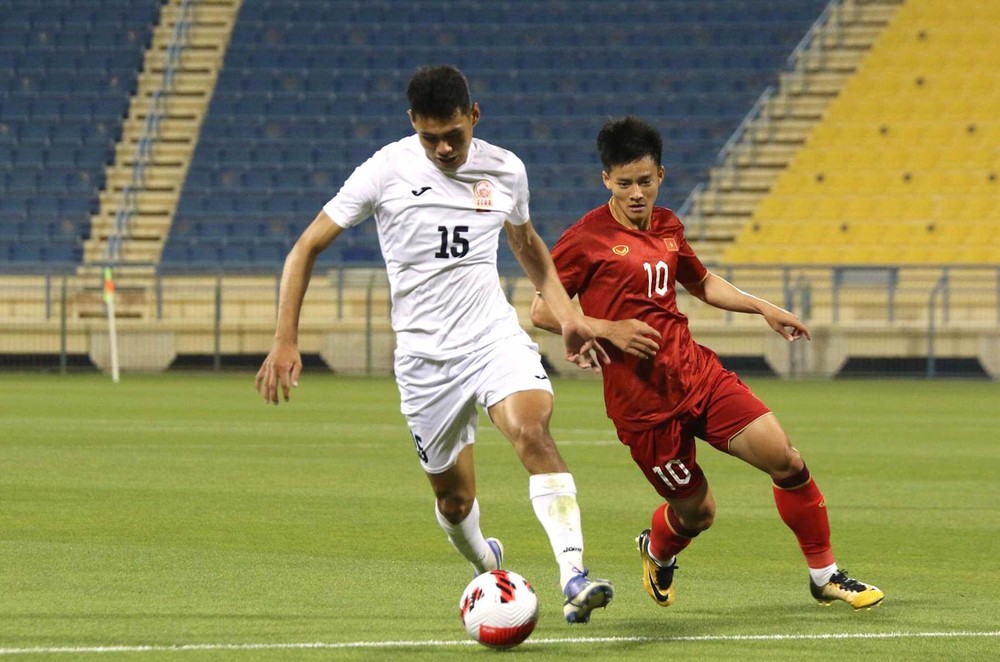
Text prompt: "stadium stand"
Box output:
[[0, 0, 162, 268], [678, 0, 903, 262], [165, 0, 830, 268], [725, 0, 1000, 265], [2, 0, 998, 379]]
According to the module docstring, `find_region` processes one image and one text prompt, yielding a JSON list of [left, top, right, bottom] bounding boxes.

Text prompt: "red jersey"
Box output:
[[551, 204, 723, 431]]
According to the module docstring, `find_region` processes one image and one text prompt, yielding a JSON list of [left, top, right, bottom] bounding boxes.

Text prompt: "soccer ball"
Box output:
[[459, 569, 539, 649]]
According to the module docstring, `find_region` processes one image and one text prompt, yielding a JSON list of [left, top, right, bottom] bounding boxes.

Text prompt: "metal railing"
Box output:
[[926, 272, 950, 378], [2, 263, 997, 378], [677, 0, 847, 237], [7, 262, 998, 323], [105, 0, 196, 265], [678, 85, 775, 241], [784, 273, 814, 377]]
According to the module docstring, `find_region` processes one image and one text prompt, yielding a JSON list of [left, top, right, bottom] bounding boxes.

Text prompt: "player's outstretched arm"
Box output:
[[256, 211, 344, 404], [505, 220, 609, 370], [685, 272, 811, 341]]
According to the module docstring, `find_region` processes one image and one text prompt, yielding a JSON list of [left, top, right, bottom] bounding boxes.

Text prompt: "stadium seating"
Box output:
[[0, 0, 162, 267], [726, 0, 1000, 265], [166, 0, 829, 268]]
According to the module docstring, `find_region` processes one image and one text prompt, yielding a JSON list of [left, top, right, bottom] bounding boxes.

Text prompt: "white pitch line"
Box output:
[[1, 630, 998, 656]]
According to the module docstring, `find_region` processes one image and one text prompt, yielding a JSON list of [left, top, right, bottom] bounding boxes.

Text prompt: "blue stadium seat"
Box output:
[[6, 240, 43, 262], [201, 221, 232, 239], [187, 242, 222, 264], [220, 241, 252, 263], [251, 241, 285, 264], [168, 0, 829, 269], [4, 169, 38, 191], [43, 240, 82, 263], [0, 0, 161, 267]]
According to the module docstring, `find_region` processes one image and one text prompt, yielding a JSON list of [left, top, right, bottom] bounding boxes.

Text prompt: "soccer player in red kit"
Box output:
[[531, 116, 883, 610]]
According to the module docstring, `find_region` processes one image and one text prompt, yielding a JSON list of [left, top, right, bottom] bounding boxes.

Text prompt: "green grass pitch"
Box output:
[[1, 373, 998, 660]]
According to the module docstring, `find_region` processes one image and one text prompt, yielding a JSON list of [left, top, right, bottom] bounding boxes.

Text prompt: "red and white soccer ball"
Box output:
[[459, 569, 539, 649]]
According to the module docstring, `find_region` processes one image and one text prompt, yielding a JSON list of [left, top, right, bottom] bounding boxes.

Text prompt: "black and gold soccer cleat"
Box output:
[[810, 569, 884, 610], [636, 529, 677, 607]]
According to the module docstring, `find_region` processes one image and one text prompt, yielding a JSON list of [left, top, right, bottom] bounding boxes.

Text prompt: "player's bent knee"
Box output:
[[503, 416, 550, 444], [687, 505, 716, 533], [671, 495, 716, 533], [507, 421, 558, 454], [768, 445, 805, 480]]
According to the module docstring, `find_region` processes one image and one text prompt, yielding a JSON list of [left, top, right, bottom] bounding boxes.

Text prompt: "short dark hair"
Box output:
[[407, 65, 472, 119], [597, 116, 663, 171]]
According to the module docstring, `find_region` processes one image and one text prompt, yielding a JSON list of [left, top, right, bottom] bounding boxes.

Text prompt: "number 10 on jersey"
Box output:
[[643, 260, 669, 297]]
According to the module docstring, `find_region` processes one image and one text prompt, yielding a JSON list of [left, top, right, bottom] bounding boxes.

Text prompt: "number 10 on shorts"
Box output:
[[651, 459, 693, 491]]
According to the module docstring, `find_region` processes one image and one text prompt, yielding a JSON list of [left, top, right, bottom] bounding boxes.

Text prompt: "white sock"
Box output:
[[809, 563, 839, 586], [650, 552, 675, 568], [435, 499, 495, 573], [529, 473, 585, 589]]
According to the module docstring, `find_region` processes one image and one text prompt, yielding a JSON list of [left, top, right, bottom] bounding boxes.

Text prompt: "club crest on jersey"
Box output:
[[663, 238, 679, 252], [474, 180, 494, 210], [612, 245, 629, 256]]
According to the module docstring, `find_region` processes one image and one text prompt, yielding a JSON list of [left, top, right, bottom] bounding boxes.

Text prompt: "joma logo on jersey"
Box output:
[[474, 180, 493, 210], [612, 245, 629, 256]]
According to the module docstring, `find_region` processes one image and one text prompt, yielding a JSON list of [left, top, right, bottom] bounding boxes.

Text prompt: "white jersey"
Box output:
[[323, 135, 532, 359]]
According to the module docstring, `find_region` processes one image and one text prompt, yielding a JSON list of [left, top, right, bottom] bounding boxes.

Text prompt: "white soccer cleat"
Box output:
[[473, 537, 504, 576]]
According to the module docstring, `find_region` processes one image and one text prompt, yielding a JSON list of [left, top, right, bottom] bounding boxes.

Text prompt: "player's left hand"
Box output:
[[764, 307, 811, 341], [562, 317, 611, 372], [604, 318, 661, 359]]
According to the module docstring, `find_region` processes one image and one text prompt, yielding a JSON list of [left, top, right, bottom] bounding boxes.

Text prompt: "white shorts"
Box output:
[[394, 336, 554, 474]]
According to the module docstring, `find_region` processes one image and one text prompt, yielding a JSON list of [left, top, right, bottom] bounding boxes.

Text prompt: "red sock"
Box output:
[[648, 503, 698, 562], [772, 465, 834, 568]]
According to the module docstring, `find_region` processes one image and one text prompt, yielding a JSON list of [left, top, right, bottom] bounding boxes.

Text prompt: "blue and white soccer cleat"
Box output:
[[562, 569, 614, 624]]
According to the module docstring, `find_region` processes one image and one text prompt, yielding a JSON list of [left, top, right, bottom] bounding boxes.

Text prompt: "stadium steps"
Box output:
[[685, 0, 904, 265], [83, 0, 243, 270]]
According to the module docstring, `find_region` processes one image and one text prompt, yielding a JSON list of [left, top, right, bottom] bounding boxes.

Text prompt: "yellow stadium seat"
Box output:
[[952, 245, 1000, 264], [954, 197, 998, 221], [840, 197, 878, 221], [895, 244, 938, 264], [727, 0, 999, 267], [964, 222, 999, 245], [933, 171, 998, 195], [870, 196, 932, 223]]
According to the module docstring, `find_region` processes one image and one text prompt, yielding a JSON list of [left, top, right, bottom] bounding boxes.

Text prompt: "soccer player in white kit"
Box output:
[[255, 65, 613, 624]]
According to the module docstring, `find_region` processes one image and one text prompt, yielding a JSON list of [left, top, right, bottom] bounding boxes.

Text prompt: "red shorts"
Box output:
[[615, 369, 770, 500]]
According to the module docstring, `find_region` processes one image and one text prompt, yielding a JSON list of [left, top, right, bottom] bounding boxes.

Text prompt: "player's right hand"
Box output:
[[605, 319, 661, 359], [255, 341, 302, 404]]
